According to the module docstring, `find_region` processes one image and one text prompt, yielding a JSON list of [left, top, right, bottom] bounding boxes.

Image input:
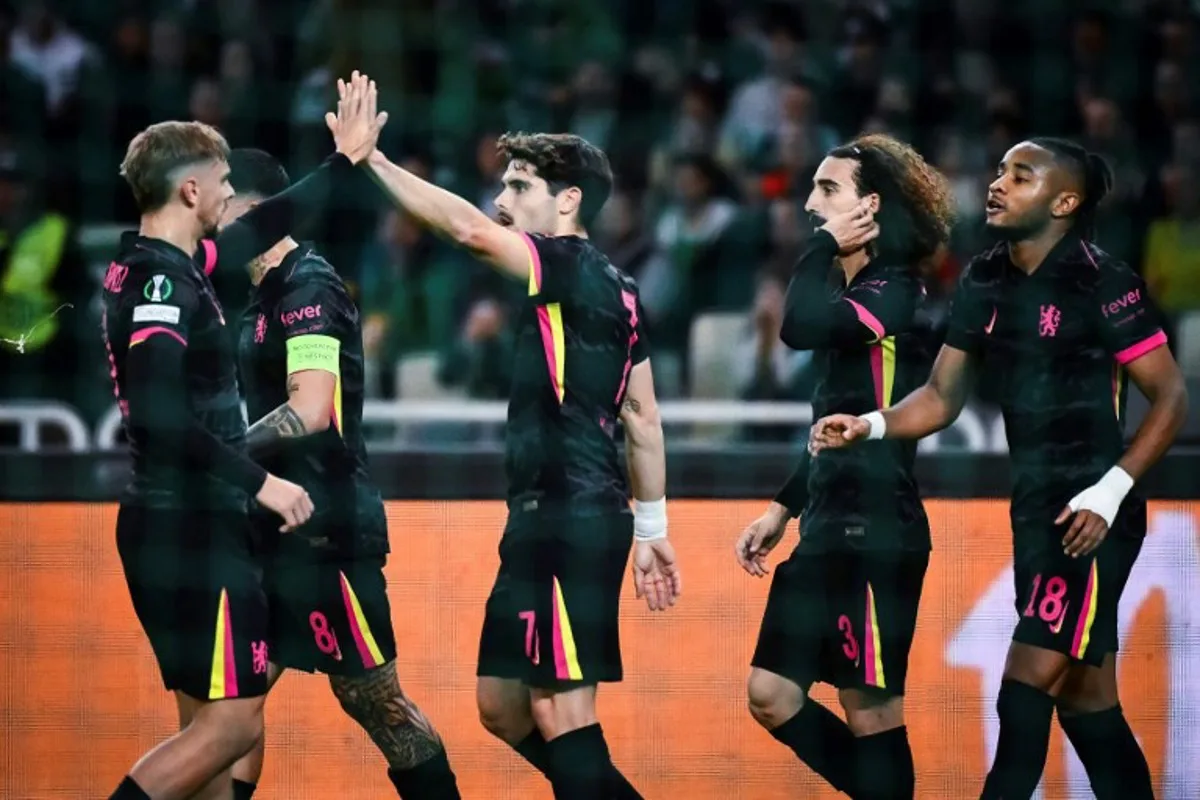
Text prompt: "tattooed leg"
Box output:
[[329, 660, 444, 770]]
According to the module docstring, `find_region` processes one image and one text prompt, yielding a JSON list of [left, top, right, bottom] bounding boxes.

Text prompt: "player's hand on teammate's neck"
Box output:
[[248, 237, 300, 285]]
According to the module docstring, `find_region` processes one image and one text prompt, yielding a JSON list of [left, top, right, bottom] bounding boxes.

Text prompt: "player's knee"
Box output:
[[476, 679, 532, 742], [839, 689, 904, 736], [1003, 642, 1072, 694], [529, 686, 597, 739], [746, 669, 804, 730], [195, 695, 266, 758]]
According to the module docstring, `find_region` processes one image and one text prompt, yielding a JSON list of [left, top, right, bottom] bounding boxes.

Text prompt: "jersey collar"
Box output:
[[1008, 230, 1085, 279], [121, 231, 198, 270]]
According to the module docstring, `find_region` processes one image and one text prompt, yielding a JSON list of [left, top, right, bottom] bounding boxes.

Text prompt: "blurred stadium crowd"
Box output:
[[1, 0, 1199, 442]]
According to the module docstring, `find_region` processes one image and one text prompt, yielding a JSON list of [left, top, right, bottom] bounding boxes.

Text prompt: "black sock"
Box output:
[[769, 700, 857, 794], [1059, 705, 1154, 800], [854, 726, 915, 800], [546, 723, 637, 800], [387, 749, 461, 800], [232, 779, 257, 800], [980, 680, 1056, 800], [513, 729, 551, 775], [109, 776, 151, 800]]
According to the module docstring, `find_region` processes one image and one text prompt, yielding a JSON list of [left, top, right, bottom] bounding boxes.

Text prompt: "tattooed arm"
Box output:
[[245, 371, 337, 461], [329, 661, 445, 770]]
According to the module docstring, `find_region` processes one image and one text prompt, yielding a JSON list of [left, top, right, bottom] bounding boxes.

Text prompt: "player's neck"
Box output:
[[553, 219, 588, 239], [139, 208, 202, 257], [1007, 226, 1070, 275], [837, 248, 871, 284], [249, 237, 299, 286]]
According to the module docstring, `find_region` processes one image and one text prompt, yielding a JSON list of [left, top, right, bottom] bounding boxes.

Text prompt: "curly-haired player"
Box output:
[[734, 134, 954, 800], [812, 138, 1188, 800]]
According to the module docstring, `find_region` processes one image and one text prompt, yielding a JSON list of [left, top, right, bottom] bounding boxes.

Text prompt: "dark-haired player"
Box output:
[[219, 147, 459, 800], [734, 134, 953, 800], [102, 73, 385, 800], [353, 126, 681, 799], [812, 138, 1189, 800]]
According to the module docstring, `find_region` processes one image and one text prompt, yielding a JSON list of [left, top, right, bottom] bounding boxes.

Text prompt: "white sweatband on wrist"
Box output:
[[1067, 466, 1134, 528], [860, 411, 886, 440], [633, 497, 668, 542]]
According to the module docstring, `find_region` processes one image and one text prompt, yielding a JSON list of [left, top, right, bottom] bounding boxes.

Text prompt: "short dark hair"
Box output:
[[1025, 137, 1114, 238], [227, 148, 290, 199], [827, 133, 955, 262], [120, 121, 229, 212], [497, 132, 613, 228]]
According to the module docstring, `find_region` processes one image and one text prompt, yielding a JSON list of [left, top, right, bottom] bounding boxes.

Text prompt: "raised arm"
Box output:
[[213, 72, 387, 273], [362, 149, 531, 281]]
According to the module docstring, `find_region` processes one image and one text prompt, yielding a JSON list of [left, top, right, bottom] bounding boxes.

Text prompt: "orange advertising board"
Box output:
[[0, 500, 1197, 799]]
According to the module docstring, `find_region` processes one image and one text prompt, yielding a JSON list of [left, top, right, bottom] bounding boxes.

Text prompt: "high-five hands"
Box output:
[[325, 70, 389, 164]]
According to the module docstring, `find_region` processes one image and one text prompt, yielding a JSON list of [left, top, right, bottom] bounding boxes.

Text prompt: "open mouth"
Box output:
[[497, 212, 513, 227], [985, 197, 1005, 215]]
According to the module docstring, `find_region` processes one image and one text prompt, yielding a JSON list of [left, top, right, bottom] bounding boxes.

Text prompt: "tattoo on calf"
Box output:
[[330, 660, 444, 770]]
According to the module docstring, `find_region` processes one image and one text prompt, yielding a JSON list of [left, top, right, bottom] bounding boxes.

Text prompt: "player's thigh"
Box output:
[[1057, 651, 1120, 714], [116, 505, 271, 701], [1011, 535, 1137, 671], [827, 550, 928, 697], [750, 549, 832, 691], [525, 512, 633, 690], [266, 554, 397, 677], [477, 522, 542, 683]]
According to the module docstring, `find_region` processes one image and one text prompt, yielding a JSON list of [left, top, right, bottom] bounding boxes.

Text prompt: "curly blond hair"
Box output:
[[830, 133, 956, 262]]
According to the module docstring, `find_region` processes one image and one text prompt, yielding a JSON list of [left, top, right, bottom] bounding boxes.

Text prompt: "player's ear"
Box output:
[[862, 192, 881, 215], [557, 185, 583, 217], [1050, 190, 1082, 220], [178, 176, 200, 209]]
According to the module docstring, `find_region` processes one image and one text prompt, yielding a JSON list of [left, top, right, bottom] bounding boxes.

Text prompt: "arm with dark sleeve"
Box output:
[[779, 230, 915, 350], [772, 449, 810, 518], [214, 153, 356, 272], [1096, 265, 1188, 481], [122, 283, 267, 494]]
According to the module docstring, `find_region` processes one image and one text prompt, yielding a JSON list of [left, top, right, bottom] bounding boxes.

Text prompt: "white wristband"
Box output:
[[1067, 466, 1134, 528], [860, 411, 886, 440], [633, 497, 668, 542]]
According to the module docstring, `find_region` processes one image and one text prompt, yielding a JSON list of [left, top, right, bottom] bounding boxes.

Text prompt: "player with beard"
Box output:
[[102, 74, 384, 800], [734, 134, 952, 800], [341, 114, 682, 796], [811, 138, 1189, 799]]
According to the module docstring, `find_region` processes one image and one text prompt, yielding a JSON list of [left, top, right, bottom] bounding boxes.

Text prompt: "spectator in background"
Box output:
[[640, 153, 739, 357], [0, 4, 47, 152], [360, 155, 464, 399], [188, 76, 222, 129], [470, 130, 505, 219], [719, 4, 812, 168], [773, 75, 837, 186], [733, 271, 815, 443], [8, 0, 93, 124], [437, 295, 513, 401], [826, 7, 890, 139], [145, 14, 190, 123], [0, 150, 90, 417], [597, 187, 653, 284], [651, 69, 725, 186], [1143, 158, 1200, 328]]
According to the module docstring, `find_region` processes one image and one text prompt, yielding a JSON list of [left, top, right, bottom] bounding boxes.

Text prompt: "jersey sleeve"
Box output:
[[943, 261, 991, 355], [122, 275, 268, 494], [772, 449, 810, 518], [779, 231, 917, 350], [1094, 263, 1168, 365], [626, 289, 651, 365], [278, 280, 345, 378], [213, 153, 354, 273], [521, 233, 578, 303]]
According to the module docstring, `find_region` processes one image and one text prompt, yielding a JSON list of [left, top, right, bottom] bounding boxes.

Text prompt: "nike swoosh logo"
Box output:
[[1050, 603, 1070, 634], [984, 306, 997, 334]]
